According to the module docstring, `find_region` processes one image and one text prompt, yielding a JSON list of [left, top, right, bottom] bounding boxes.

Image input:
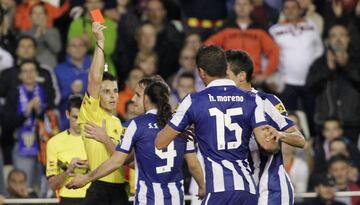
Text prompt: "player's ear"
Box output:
[[65, 110, 70, 120], [198, 67, 206, 79], [239, 71, 247, 82]]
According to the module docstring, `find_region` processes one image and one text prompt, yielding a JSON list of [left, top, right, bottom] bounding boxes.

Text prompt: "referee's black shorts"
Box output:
[[59, 197, 85, 205], [83, 180, 129, 205]]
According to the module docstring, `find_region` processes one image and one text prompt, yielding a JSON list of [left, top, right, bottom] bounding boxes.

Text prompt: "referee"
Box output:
[[76, 22, 128, 205], [47, 96, 90, 205]]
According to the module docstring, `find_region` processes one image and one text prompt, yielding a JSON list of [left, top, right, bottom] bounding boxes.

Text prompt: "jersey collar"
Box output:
[[206, 79, 236, 88], [146, 109, 158, 115]]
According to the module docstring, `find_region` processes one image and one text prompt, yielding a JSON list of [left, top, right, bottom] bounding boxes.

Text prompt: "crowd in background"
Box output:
[[0, 0, 360, 204]]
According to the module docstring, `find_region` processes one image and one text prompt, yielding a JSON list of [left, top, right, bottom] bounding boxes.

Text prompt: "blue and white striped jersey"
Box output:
[[116, 109, 196, 205], [249, 89, 295, 205], [168, 79, 267, 194]]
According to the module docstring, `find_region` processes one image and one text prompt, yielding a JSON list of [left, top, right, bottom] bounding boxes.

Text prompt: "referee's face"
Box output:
[[100, 80, 119, 113]]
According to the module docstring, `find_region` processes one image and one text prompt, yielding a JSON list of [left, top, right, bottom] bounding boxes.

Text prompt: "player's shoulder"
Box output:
[[48, 130, 68, 145], [258, 91, 288, 115]]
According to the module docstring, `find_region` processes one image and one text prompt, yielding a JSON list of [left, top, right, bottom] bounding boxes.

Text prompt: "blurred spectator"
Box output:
[[116, 68, 144, 118], [68, 0, 118, 76], [323, 0, 360, 43], [3, 60, 50, 188], [205, 0, 280, 87], [15, 0, 70, 32], [297, 0, 324, 35], [251, 0, 279, 29], [306, 24, 360, 142], [7, 169, 37, 199], [134, 51, 158, 76], [0, 36, 59, 109], [169, 72, 195, 110], [328, 155, 360, 205], [313, 118, 345, 174], [170, 46, 204, 92], [0, 0, 18, 55], [184, 32, 202, 52], [55, 37, 91, 130], [180, 0, 227, 39], [270, 0, 323, 134], [301, 174, 345, 205], [144, 0, 183, 79], [24, 3, 61, 68], [110, 0, 140, 75], [283, 142, 309, 194], [265, 0, 283, 11], [329, 138, 360, 171]]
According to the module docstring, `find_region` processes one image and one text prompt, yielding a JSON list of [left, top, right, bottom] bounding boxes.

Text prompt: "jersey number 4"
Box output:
[[209, 107, 243, 150], [155, 141, 177, 174]]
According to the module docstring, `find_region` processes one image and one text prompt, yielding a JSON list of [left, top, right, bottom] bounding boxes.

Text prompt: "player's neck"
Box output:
[[145, 104, 157, 113], [238, 82, 252, 91], [68, 128, 80, 136], [205, 76, 226, 86]]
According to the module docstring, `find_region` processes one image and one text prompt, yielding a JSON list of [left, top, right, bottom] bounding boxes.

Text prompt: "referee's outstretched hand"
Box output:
[[92, 22, 106, 43]]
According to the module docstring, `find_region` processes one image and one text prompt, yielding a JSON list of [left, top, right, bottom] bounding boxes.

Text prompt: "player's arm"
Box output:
[[156, 94, 193, 149], [184, 153, 205, 199], [155, 125, 179, 149], [66, 151, 128, 189], [87, 22, 106, 99], [278, 126, 305, 148]]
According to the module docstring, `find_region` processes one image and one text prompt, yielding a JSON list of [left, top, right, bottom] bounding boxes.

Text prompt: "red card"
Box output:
[[90, 9, 105, 23]]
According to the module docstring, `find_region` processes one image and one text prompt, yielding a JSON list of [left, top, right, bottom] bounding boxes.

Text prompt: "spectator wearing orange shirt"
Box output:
[[116, 69, 144, 118], [15, 0, 70, 32], [205, 0, 279, 87]]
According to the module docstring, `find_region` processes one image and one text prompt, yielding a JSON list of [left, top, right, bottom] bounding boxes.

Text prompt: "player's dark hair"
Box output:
[[138, 75, 164, 89], [16, 35, 37, 49], [102, 72, 117, 82], [8, 168, 27, 182], [144, 81, 171, 128], [225, 50, 254, 82], [196, 45, 227, 78], [66, 95, 83, 112], [327, 154, 349, 170]]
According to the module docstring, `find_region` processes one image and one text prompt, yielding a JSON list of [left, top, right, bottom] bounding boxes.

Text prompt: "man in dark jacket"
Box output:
[[306, 24, 360, 142]]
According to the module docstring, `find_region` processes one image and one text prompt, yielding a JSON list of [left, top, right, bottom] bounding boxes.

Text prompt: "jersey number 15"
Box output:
[[209, 107, 243, 150]]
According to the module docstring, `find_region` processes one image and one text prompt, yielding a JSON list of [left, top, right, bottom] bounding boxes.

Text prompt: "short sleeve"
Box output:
[[168, 94, 193, 132], [77, 92, 100, 125], [264, 95, 294, 131], [185, 140, 196, 153], [250, 95, 267, 129], [46, 140, 59, 177], [116, 120, 138, 154]]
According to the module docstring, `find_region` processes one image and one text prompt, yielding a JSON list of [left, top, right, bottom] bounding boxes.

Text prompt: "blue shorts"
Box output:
[[201, 190, 258, 205]]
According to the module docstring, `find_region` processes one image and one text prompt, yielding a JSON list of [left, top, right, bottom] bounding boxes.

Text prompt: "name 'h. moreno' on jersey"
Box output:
[[168, 79, 267, 194], [116, 110, 196, 205], [249, 89, 295, 205]]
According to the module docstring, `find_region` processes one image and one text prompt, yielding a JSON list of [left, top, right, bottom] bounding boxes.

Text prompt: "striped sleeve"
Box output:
[[250, 95, 267, 129], [264, 95, 294, 131], [168, 94, 193, 132], [116, 120, 138, 153]]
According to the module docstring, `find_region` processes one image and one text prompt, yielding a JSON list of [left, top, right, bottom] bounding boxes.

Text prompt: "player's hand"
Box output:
[[264, 125, 284, 142], [92, 22, 106, 44], [84, 120, 107, 143], [177, 127, 195, 142], [67, 158, 89, 174], [197, 186, 206, 200], [66, 174, 90, 189]]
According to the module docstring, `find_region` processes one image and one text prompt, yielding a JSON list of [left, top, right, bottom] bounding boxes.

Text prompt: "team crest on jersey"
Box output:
[[275, 103, 286, 114]]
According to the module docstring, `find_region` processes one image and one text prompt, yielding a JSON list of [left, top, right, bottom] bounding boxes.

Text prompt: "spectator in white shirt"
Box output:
[[269, 0, 323, 135]]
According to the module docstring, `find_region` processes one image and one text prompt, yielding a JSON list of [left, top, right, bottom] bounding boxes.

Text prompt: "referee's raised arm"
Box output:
[[87, 22, 106, 99]]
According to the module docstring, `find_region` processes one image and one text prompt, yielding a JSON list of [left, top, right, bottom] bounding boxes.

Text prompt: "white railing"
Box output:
[[3, 191, 360, 204]]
